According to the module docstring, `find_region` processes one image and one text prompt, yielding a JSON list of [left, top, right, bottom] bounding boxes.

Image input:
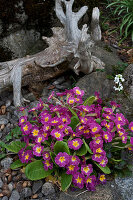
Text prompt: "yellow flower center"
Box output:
[[21, 119, 25, 122], [52, 120, 58, 124], [45, 117, 49, 122], [106, 116, 110, 119], [62, 118, 66, 122], [23, 125, 28, 131], [45, 160, 50, 167], [118, 131, 124, 136], [96, 148, 102, 153], [83, 167, 90, 173], [84, 129, 89, 134], [76, 89, 81, 95], [76, 176, 82, 184], [59, 156, 65, 163], [100, 160, 105, 164], [25, 154, 29, 160], [46, 126, 50, 130], [72, 157, 76, 162], [87, 178, 92, 183], [105, 124, 110, 129], [45, 153, 49, 158], [100, 175, 105, 181], [117, 124, 121, 129], [73, 141, 79, 147], [38, 137, 42, 143], [79, 126, 84, 130], [69, 100, 74, 104], [118, 117, 122, 121], [104, 135, 108, 140], [33, 129, 39, 136], [96, 139, 100, 144], [43, 133, 47, 137], [128, 147, 132, 150], [131, 127, 133, 131], [95, 154, 101, 158], [68, 165, 75, 171], [36, 147, 42, 153], [59, 125, 64, 129], [65, 129, 69, 134], [95, 134, 100, 138], [92, 127, 98, 132], [55, 132, 61, 138]]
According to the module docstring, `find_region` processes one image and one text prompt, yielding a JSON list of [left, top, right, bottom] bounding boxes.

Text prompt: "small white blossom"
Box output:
[[113, 74, 124, 92]]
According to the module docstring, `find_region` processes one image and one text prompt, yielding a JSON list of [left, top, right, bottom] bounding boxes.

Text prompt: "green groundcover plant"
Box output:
[[107, 0, 133, 41], [1, 87, 133, 192]]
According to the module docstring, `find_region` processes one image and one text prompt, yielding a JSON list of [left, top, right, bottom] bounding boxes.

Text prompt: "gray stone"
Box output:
[[23, 93, 36, 102], [42, 182, 55, 196], [1, 158, 13, 169], [8, 182, 14, 192], [56, 82, 71, 90], [123, 64, 133, 100], [9, 190, 20, 200], [0, 178, 3, 188], [115, 177, 133, 200], [59, 193, 77, 200], [76, 72, 113, 100], [0, 116, 9, 125], [32, 180, 43, 194], [2, 197, 8, 200], [52, 76, 65, 85], [15, 1, 28, 24], [41, 88, 49, 98], [21, 187, 32, 198], [6, 100, 12, 108]]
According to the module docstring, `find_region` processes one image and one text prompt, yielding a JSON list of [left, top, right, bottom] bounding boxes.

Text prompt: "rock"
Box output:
[[2, 196, 8, 200], [52, 76, 65, 85], [1, 158, 13, 170], [55, 82, 71, 90], [42, 182, 55, 196], [115, 177, 133, 200], [8, 182, 14, 192], [59, 193, 77, 200], [41, 88, 49, 98], [9, 190, 20, 200], [76, 72, 113, 100], [15, 1, 28, 25], [0, 116, 9, 125], [21, 187, 32, 198], [0, 179, 3, 189], [23, 93, 36, 102], [32, 180, 43, 194], [123, 64, 133, 100]]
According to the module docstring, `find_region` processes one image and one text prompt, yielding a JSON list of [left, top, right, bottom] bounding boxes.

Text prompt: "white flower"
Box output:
[[114, 77, 119, 84], [121, 77, 125, 82]]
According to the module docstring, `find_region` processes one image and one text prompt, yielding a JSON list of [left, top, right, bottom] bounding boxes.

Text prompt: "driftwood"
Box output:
[[0, 0, 104, 107]]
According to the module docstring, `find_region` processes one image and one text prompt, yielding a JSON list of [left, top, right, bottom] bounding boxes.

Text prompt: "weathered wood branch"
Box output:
[[0, 0, 104, 107]]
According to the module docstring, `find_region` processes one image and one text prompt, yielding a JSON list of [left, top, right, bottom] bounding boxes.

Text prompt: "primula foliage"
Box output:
[[1, 87, 133, 192]]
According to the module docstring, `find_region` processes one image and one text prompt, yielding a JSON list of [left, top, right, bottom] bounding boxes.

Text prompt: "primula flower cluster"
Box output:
[[17, 86, 133, 192]]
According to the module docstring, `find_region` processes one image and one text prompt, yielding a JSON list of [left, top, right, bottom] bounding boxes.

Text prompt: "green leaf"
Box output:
[[95, 118, 101, 124], [25, 160, 53, 180], [0, 141, 8, 149], [69, 116, 79, 131], [5, 141, 26, 153], [83, 96, 95, 106], [50, 152, 57, 165], [54, 141, 70, 155], [94, 162, 111, 174], [83, 139, 93, 154], [10, 159, 26, 169], [0, 153, 6, 160], [68, 106, 78, 118], [76, 143, 87, 156], [61, 171, 72, 191]]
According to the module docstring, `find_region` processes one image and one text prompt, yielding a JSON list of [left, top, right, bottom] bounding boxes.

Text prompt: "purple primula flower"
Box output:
[[80, 117, 88, 124], [93, 147, 106, 156], [92, 137, 103, 148], [28, 107, 37, 112], [121, 134, 127, 144], [90, 123, 101, 135], [104, 108, 113, 115], [40, 110, 49, 118], [43, 124, 51, 132], [64, 126, 73, 136], [81, 164, 93, 176], [85, 175, 96, 191], [35, 134, 45, 144], [99, 157, 108, 167], [115, 113, 126, 125], [18, 149, 33, 163], [102, 113, 115, 121], [69, 155, 80, 165], [33, 144, 43, 157], [66, 164, 79, 175], [43, 160, 53, 171], [129, 122, 133, 132], [68, 138, 83, 150], [103, 132, 112, 143], [31, 126, 40, 137], [116, 122, 123, 130], [48, 91, 55, 100], [55, 152, 70, 167], [75, 96, 83, 104], [76, 125, 85, 132], [95, 91, 102, 104], [130, 137, 133, 145], [19, 116, 28, 126], [41, 114, 52, 124], [92, 153, 104, 162], [57, 124, 66, 131], [36, 99, 44, 111], [50, 117, 61, 126], [72, 173, 85, 189], [51, 129, 64, 141], [21, 122, 32, 135], [118, 129, 125, 137], [81, 105, 93, 113], [67, 96, 75, 105], [101, 120, 114, 131], [110, 101, 120, 109], [60, 115, 71, 125], [43, 152, 51, 160], [98, 174, 106, 184], [73, 87, 84, 97]]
